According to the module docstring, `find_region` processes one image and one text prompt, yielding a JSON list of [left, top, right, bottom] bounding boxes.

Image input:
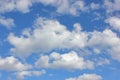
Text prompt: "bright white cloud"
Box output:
[[35, 51, 94, 70], [66, 73, 102, 80], [0, 56, 31, 71], [105, 17, 120, 31], [15, 0, 32, 13], [16, 70, 46, 80], [0, 16, 15, 29], [8, 17, 88, 58], [8, 17, 120, 62]]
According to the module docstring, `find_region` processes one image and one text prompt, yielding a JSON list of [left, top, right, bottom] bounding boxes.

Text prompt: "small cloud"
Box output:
[[0, 16, 15, 29], [66, 73, 102, 80], [105, 16, 120, 31], [16, 70, 46, 80]]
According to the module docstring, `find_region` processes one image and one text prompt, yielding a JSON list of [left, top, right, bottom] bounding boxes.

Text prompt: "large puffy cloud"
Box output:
[[0, 16, 15, 29], [8, 17, 88, 58], [8, 17, 120, 62], [35, 51, 94, 70], [0, 56, 31, 71], [66, 73, 102, 80], [105, 17, 120, 31], [16, 70, 46, 80]]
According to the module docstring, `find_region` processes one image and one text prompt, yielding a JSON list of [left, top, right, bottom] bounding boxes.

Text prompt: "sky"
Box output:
[[0, 0, 120, 80]]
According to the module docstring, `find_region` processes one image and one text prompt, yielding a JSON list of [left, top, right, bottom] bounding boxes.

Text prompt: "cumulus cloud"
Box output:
[[8, 17, 120, 62], [16, 70, 46, 80], [0, 16, 15, 29], [0, 0, 103, 16], [8, 17, 88, 58], [104, 0, 120, 13], [0, 0, 87, 15], [0, 56, 31, 71], [35, 51, 94, 70], [105, 17, 120, 31], [88, 29, 120, 61], [66, 73, 102, 80], [0, 0, 32, 13], [35, 0, 87, 15]]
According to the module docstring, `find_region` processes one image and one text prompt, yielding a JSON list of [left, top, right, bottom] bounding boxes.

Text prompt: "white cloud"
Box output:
[[0, 56, 31, 71], [8, 17, 120, 62], [88, 29, 120, 61], [58, 0, 87, 15], [36, 0, 87, 15], [8, 17, 88, 58], [66, 73, 102, 80], [35, 51, 94, 70], [0, 0, 87, 15], [16, 70, 46, 80], [104, 0, 120, 13], [105, 17, 120, 31], [0, 16, 15, 29], [0, 0, 15, 13], [15, 0, 32, 13], [0, 0, 32, 13]]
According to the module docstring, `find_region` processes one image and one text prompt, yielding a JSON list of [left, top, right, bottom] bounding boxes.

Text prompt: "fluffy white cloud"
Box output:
[[8, 17, 88, 58], [8, 17, 120, 62], [0, 0, 15, 13], [0, 16, 15, 29], [0, 56, 31, 71], [36, 0, 87, 15], [0, 0, 32, 13], [16, 70, 46, 80], [104, 0, 120, 13], [66, 73, 102, 80], [105, 17, 120, 31], [35, 51, 94, 70], [88, 29, 120, 61], [15, 0, 32, 13], [0, 0, 87, 15]]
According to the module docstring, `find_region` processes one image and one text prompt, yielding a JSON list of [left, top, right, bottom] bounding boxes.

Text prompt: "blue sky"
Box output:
[[0, 0, 120, 80]]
